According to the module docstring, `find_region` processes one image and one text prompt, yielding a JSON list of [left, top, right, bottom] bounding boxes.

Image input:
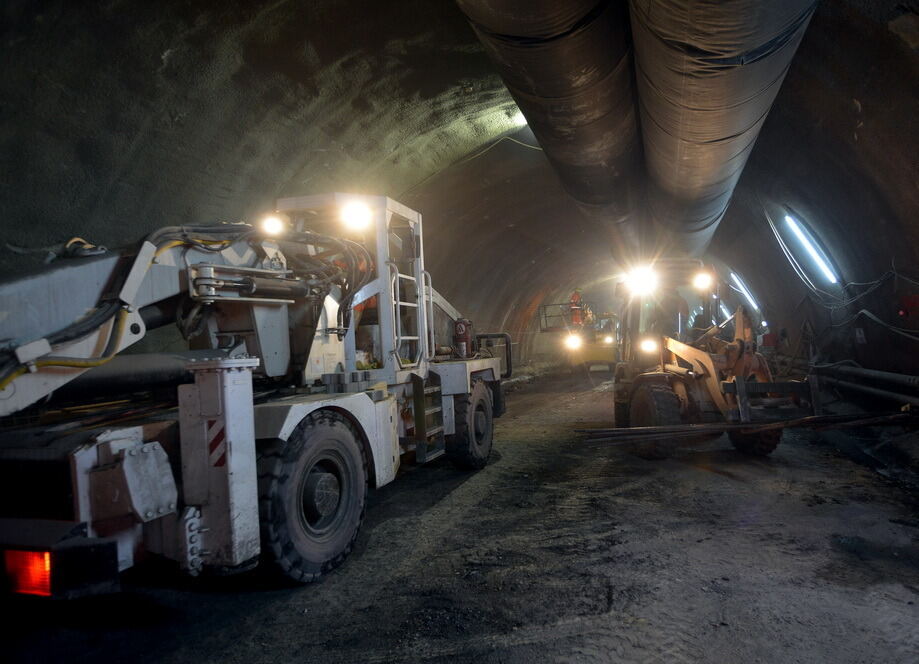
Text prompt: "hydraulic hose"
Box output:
[[0, 308, 129, 392]]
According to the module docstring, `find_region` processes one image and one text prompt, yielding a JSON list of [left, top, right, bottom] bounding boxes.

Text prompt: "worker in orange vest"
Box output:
[[569, 288, 584, 326]]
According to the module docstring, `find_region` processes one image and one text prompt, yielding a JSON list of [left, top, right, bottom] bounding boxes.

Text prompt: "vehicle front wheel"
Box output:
[[257, 411, 367, 583], [629, 382, 682, 460], [446, 379, 494, 470]]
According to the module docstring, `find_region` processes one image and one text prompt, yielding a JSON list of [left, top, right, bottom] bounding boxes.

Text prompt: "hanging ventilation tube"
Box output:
[[457, 0, 639, 209], [629, 0, 818, 255]]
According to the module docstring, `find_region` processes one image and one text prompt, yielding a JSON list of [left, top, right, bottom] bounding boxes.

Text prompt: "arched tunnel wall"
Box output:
[[1, 0, 917, 372], [709, 0, 919, 373]]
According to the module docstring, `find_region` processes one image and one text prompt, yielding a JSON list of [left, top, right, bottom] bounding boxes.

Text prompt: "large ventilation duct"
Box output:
[[457, 0, 639, 211], [629, 0, 818, 255]]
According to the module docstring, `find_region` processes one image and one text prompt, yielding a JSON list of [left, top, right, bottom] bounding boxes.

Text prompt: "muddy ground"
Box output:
[[6, 370, 919, 663]]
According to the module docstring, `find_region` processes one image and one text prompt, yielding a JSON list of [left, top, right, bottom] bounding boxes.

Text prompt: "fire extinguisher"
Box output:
[[454, 318, 474, 358]]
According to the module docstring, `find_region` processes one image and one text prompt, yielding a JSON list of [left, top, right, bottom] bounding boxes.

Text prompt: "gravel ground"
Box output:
[[5, 369, 919, 663]]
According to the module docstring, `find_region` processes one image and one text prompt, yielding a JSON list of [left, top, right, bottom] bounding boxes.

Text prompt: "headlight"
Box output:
[[625, 266, 658, 295], [692, 271, 714, 291], [564, 334, 583, 350], [340, 201, 373, 231], [602, 335, 614, 345], [639, 338, 659, 353], [260, 214, 286, 236]]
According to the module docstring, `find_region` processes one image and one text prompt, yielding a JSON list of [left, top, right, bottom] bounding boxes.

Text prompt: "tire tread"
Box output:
[[257, 410, 367, 583]]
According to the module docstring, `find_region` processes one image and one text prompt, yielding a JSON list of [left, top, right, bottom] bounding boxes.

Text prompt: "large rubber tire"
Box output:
[[257, 411, 367, 583], [612, 376, 630, 427], [629, 383, 682, 460], [729, 428, 782, 456], [491, 380, 506, 418], [613, 399, 630, 428], [446, 379, 494, 470]]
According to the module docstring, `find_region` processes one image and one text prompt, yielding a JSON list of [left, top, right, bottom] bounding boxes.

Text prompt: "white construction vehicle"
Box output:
[[0, 194, 511, 597]]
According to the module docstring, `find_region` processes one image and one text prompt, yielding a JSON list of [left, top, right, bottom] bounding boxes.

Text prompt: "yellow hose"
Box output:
[[0, 309, 130, 392], [3, 232, 234, 393], [0, 366, 26, 392]]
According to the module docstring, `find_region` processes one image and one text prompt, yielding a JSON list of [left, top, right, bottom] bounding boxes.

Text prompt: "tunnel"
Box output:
[[1, 1, 918, 661]]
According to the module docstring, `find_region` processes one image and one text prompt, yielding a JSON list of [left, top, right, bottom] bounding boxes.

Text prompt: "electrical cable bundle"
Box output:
[[279, 230, 374, 333]]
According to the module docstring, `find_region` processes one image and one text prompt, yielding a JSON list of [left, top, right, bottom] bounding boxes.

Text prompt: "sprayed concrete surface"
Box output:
[[5, 370, 919, 663]]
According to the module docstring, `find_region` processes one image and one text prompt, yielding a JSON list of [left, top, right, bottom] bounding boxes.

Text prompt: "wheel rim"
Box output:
[[298, 451, 349, 539]]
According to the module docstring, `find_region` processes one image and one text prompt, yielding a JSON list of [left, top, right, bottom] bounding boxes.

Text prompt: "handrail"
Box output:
[[422, 270, 435, 361], [387, 262, 404, 369]]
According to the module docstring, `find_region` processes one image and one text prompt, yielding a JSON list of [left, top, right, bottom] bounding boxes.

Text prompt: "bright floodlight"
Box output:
[[341, 201, 373, 231], [260, 215, 286, 236], [692, 271, 714, 291], [564, 334, 583, 350], [639, 338, 658, 353], [730, 272, 760, 312], [603, 335, 614, 345], [625, 266, 658, 296], [785, 215, 838, 284]]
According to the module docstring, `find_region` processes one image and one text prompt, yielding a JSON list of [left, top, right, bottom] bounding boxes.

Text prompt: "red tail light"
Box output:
[[4, 550, 52, 597]]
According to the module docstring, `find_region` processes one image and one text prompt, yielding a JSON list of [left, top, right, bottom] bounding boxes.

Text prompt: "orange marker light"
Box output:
[[4, 550, 52, 597]]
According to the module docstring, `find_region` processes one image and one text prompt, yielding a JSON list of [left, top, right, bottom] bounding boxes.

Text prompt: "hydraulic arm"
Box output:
[[0, 221, 373, 416]]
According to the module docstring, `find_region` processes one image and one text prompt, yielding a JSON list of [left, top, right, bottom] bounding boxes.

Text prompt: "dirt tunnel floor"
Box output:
[[6, 370, 919, 663]]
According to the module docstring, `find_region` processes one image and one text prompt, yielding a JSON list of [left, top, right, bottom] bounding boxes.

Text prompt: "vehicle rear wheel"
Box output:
[[257, 411, 367, 583], [729, 428, 782, 456], [629, 383, 682, 459], [446, 379, 493, 470]]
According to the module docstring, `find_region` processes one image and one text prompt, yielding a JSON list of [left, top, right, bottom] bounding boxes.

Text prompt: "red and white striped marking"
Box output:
[[207, 419, 227, 467]]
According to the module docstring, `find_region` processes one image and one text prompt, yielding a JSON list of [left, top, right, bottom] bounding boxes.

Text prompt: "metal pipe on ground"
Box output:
[[629, 0, 818, 255], [816, 365, 919, 390], [457, 0, 641, 250], [820, 376, 919, 408]]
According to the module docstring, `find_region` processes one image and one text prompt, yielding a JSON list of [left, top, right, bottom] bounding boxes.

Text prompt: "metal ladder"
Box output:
[[388, 262, 430, 369], [411, 373, 445, 463]]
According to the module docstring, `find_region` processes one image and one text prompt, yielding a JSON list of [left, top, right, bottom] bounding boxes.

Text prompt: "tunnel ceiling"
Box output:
[[1, 0, 917, 367]]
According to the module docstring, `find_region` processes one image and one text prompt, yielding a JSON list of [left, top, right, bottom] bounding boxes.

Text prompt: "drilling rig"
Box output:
[[0, 194, 511, 597]]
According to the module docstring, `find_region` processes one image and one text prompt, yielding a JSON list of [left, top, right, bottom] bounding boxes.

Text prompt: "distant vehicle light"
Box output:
[[692, 271, 714, 291], [341, 201, 373, 231], [602, 335, 614, 345], [761, 320, 769, 327], [639, 338, 659, 353], [260, 215, 286, 236], [625, 266, 658, 296], [564, 334, 583, 350]]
